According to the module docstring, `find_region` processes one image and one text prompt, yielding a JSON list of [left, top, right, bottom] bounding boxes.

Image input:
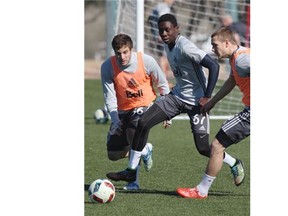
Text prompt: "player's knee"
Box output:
[[107, 153, 119, 161], [197, 147, 210, 157], [137, 118, 149, 132], [194, 133, 211, 157], [211, 139, 225, 155], [107, 151, 128, 161]]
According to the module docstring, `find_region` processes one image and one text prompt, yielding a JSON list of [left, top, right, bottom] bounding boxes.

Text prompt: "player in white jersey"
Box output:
[[106, 14, 244, 186]]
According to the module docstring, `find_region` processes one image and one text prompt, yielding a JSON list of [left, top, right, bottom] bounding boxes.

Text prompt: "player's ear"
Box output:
[[175, 25, 179, 32]]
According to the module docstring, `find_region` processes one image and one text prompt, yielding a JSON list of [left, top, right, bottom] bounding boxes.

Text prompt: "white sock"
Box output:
[[129, 150, 142, 170], [140, 143, 149, 156], [197, 173, 216, 196], [133, 165, 140, 185], [223, 152, 236, 167]]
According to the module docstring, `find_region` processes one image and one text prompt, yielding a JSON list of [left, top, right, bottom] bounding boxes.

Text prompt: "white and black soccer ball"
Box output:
[[94, 109, 110, 124], [88, 179, 115, 203]]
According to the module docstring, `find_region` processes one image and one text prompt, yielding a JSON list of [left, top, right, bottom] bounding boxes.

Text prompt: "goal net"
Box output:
[[107, 0, 250, 119]]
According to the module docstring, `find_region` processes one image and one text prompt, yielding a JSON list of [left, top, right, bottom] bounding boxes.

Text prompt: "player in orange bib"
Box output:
[[177, 27, 250, 199], [100, 34, 170, 190]]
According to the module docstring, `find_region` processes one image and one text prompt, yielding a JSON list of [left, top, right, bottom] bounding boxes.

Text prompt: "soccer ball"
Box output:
[[88, 179, 115, 203], [94, 108, 110, 124]]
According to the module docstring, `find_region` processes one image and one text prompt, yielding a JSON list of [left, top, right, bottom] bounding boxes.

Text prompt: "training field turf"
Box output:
[[84, 79, 250, 216]]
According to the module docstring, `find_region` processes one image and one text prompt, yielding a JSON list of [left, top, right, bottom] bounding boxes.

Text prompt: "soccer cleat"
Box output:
[[176, 187, 208, 199], [106, 168, 137, 182], [123, 182, 140, 190], [142, 143, 153, 171], [231, 159, 245, 186]]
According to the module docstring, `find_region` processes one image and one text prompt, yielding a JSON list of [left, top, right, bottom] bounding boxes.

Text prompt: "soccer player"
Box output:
[[100, 33, 170, 190], [177, 27, 250, 199], [148, 0, 175, 85], [106, 14, 244, 186]]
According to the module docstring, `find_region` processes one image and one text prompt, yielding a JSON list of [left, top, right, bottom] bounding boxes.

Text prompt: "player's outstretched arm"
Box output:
[[202, 74, 236, 114]]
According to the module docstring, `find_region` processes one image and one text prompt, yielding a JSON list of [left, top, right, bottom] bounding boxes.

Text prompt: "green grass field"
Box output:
[[84, 79, 250, 216]]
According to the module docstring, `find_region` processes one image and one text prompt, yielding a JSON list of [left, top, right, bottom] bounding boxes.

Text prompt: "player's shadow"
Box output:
[[117, 188, 178, 197], [84, 184, 249, 197], [85, 117, 96, 125], [85, 184, 177, 196], [208, 190, 249, 197]]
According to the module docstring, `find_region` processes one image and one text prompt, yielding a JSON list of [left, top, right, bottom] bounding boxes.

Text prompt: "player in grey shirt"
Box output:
[[107, 14, 244, 187]]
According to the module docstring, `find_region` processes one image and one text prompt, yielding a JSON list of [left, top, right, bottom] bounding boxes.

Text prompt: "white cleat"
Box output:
[[142, 143, 153, 172]]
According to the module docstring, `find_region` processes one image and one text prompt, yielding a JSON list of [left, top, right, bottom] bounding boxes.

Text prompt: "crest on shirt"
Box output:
[[127, 78, 139, 88]]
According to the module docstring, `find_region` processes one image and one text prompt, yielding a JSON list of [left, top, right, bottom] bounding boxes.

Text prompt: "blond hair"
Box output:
[[211, 27, 238, 45]]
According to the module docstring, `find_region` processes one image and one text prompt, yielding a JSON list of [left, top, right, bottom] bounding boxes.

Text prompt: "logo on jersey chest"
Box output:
[[127, 78, 139, 88], [126, 89, 143, 98]]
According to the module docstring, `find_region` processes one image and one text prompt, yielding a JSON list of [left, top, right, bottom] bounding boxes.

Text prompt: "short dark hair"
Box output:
[[111, 33, 133, 51], [158, 13, 178, 27]]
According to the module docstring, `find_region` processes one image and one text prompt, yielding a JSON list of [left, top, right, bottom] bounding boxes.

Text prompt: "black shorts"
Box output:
[[107, 106, 151, 152], [216, 107, 250, 148], [155, 93, 210, 134]]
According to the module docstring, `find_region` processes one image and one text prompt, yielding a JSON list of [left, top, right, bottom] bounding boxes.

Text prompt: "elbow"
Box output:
[[214, 62, 220, 75]]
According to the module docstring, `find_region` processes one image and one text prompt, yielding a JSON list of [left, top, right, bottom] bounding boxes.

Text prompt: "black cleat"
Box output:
[[106, 168, 137, 182]]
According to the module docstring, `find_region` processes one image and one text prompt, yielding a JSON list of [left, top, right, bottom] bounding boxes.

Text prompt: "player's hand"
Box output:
[[109, 121, 123, 136], [163, 119, 172, 129], [199, 97, 211, 115], [200, 101, 215, 115], [199, 97, 210, 106]]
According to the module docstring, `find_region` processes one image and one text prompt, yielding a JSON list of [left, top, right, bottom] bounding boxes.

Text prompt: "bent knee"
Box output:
[[108, 151, 129, 161], [137, 118, 147, 130], [197, 148, 210, 157], [194, 133, 210, 157], [211, 139, 225, 153]]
